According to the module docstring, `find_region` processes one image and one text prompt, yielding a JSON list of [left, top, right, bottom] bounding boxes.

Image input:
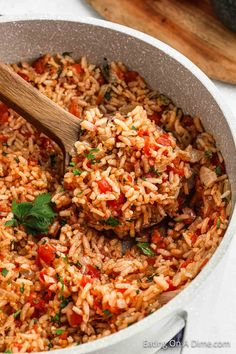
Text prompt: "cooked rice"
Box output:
[[0, 53, 230, 352]]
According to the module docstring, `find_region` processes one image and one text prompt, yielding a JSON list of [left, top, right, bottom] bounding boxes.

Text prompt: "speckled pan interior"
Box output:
[[0, 19, 235, 203]]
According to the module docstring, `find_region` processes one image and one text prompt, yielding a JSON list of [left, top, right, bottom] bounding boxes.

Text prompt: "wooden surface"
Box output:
[[87, 0, 236, 84], [0, 63, 81, 161]]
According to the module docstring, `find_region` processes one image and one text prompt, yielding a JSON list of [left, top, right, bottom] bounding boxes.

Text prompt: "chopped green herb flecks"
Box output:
[[4, 350, 12, 353], [146, 274, 155, 282], [217, 218, 221, 229], [215, 165, 222, 176], [85, 148, 100, 163], [149, 167, 161, 176], [14, 157, 20, 163], [204, 150, 212, 158], [100, 217, 120, 227], [55, 329, 64, 335], [13, 310, 21, 318], [103, 309, 112, 317], [136, 289, 140, 294], [51, 312, 60, 322], [1, 268, 9, 277], [131, 125, 137, 131], [141, 177, 146, 181], [104, 90, 111, 101], [60, 295, 72, 309], [60, 219, 67, 226], [7, 193, 56, 236], [73, 168, 82, 176], [69, 161, 76, 167], [20, 283, 25, 294], [137, 242, 155, 256]]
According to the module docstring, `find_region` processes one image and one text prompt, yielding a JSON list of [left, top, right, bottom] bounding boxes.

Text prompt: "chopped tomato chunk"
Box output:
[[124, 70, 138, 83], [107, 193, 125, 210], [97, 179, 112, 193], [28, 293, 46, 315], [180, 259, 194, 268], [143, 138, 158, 156], [60, 331, 68, 340], [71, 63, 83, 74], [0, 103, 9, 123], [151, 229, 166, 248], [80, 275, 92, 287], [85, 264, 100, 278], [69, 99, 81, 118], [138, 129, 149, 137], [18, 72, 29, 81], [67, 310, 82, 327], [149, 112, 162, 125], [157, 133, 172, 146], [97, 74, 105, 85], [32, 55, 47, 74], [37, 244, 56, 265], [165, 279, 177, 291]]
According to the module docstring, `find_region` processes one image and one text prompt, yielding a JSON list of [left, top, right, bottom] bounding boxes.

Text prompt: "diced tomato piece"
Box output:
[[69, 99, 81, 118], [97, 179, 112, 193], [18, 72, 29, 81], [37, 244, 56, 265], [165, 279, 177, 292], [138, 129, 149, 137], [32, 56, 47, 74], [97, 74, 105, 85], [13, 343, 23, 350], [180, 259, 194, 268], [107, 193, 126, 210], [71, 63, 83, 74], [146, 257, 156, 266], [172, 167, 185, 177], [60, 331, 68, 340], [124, 71, 138, 83], [151, 229, 166, 248], [85, 264, 100, 278], [80, 275, 92, 287], [157, 133, 172, 146], [28, 293, 46, 315], [149, 112, 162, 125], [67, 310, 83, 327], [0, 103, 9, 123], [143, 138, 158, 156]]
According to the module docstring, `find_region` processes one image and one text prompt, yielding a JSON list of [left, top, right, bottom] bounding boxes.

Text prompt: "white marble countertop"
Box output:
[[0, 0, 236, 353]]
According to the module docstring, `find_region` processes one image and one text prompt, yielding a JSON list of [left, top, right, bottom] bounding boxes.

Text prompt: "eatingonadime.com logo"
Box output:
[[143, 340, 231, 350]]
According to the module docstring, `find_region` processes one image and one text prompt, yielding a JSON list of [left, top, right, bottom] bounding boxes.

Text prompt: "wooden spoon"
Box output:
[[0, 62, 81, 167]]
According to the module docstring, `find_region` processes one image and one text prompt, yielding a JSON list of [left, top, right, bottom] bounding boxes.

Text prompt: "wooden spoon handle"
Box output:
[[0, 62, 81, 154]]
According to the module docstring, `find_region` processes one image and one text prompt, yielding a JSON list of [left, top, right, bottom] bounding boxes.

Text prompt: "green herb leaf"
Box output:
[[1, 268, 8, 277], [77, 341, 81, 346], [57, 68, 62, 77], [50, 312, 60, 323], [103, 309, 112, 317], [104, 90, 111, 101], [5, 219, 16, 227], [4, 350, 12, 353], [73, 168, 82, 176], [141, 177, 146, 181], [60, 219, 67, 226], [60, 295, 72, 309], [137, 242, 155, 256], [69, 161, 76, 167], [131, 125, 137, 131], [101, 217, 120, 227], [217, 218, 221, 229], [146, 274, 155, 282], [20, 283, 25, 294], [149, 167, 161, 176], [14, 157, 19, 163], [136, 289, 140, 294], [204, 150, 212, 158], [55, 329, 64, 335], [13, 310, 21, 318], [215, 165, 222, 176], [9, 193, 56, 236]]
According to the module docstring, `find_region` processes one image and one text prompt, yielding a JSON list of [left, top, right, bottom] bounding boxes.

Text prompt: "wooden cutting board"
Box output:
[[87, 0, 236, 84]]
